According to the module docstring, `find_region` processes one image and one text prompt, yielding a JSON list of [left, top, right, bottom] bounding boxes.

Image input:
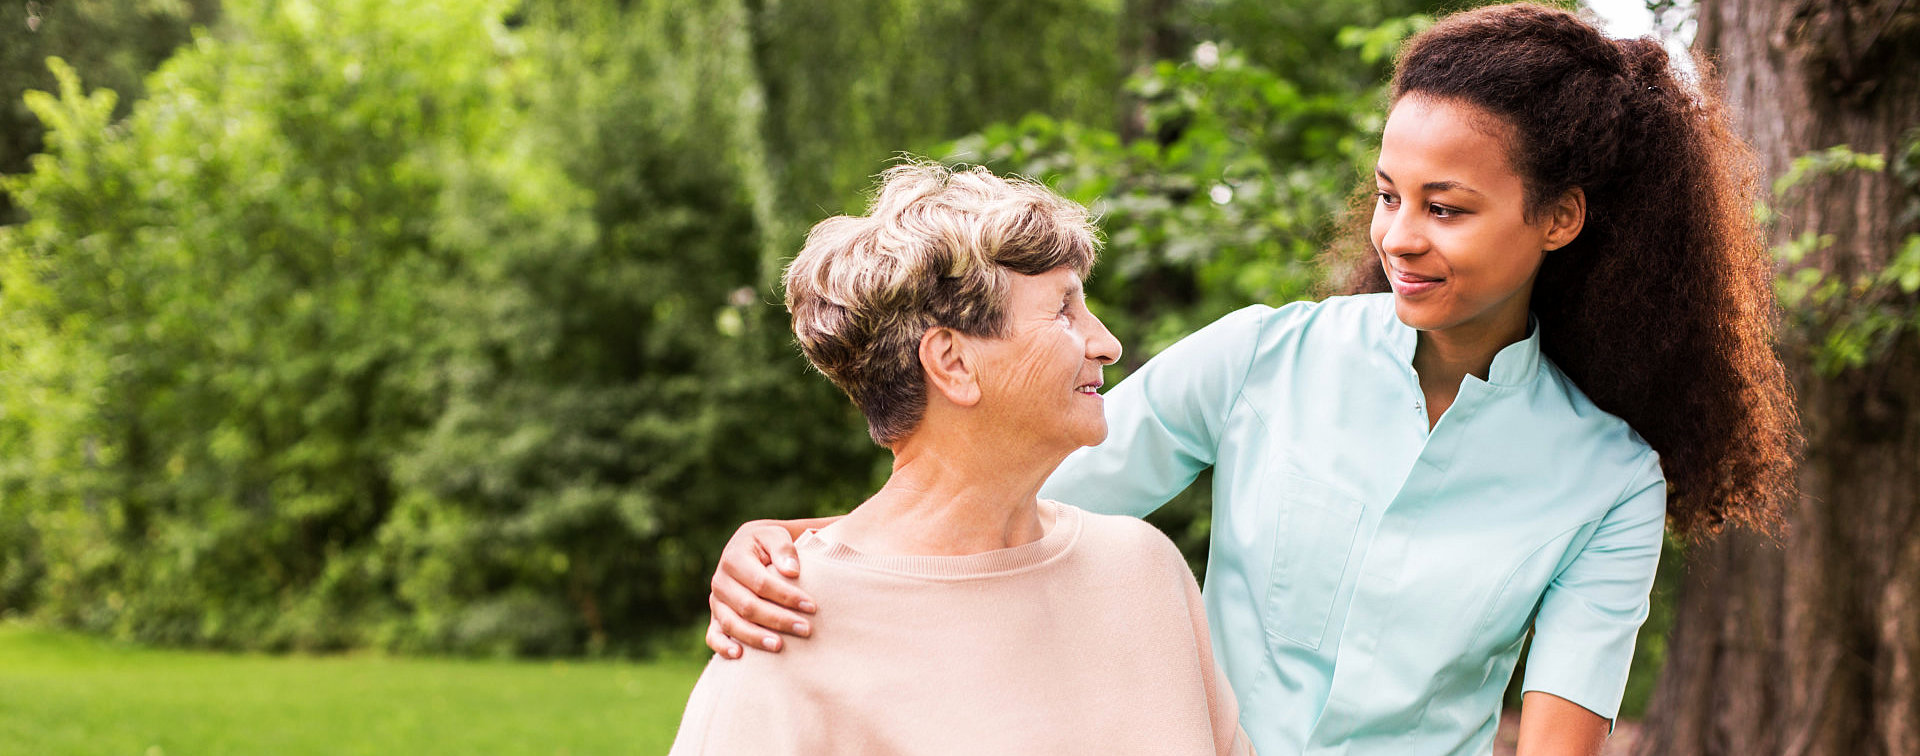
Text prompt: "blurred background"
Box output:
[[0, 0, 1914, 754]]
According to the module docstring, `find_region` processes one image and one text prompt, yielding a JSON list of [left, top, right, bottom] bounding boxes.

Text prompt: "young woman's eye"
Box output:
[[1376, 191, 1399, 208], [1429, 203, 1462, 218]]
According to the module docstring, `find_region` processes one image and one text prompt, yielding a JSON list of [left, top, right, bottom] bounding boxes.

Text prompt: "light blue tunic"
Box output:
[[1039, 293, 1665, 756]]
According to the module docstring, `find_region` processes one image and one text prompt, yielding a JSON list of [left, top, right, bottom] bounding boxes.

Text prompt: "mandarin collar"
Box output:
[[1387, 309, 1543, 388]]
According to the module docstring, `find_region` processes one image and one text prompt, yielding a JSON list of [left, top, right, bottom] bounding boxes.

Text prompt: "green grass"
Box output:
[[0, 623, 707, 755]]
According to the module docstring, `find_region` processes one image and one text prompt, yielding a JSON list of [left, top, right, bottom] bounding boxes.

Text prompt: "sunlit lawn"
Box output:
[[0, 623, 706, 756]]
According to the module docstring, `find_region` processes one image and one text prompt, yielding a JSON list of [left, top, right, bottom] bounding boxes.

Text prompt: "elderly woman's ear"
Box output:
[[919, 326, 983, 407]]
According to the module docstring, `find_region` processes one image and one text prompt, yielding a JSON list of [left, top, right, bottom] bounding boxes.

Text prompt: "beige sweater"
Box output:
[[670, 501, 1254, 755]]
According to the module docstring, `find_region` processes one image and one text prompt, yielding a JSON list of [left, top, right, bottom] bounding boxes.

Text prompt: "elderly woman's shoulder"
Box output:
[[1059, 504, 1193, 574]]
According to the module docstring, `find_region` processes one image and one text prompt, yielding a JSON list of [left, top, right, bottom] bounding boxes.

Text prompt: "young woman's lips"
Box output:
[[1391, 269, 1444, 296]]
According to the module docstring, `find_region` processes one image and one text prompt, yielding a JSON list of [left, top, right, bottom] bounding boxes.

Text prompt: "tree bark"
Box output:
[[1117, 0, 1184, 143], [1636, 1, 1920, 754]]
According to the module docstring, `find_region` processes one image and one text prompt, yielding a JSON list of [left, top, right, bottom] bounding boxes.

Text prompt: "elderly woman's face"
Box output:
[[974, 266, 1121, 450]]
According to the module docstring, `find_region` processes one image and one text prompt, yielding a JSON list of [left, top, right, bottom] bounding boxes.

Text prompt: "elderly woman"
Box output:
[[668, 163, 1252, 755]]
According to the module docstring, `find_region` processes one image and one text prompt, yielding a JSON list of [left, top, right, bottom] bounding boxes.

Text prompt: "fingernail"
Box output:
[[793, 621, 810, 636], [778, 557, 799, 573], [762, 635, 780, 651], [798, 600, 817, 613], [725, 645, 741, 659]]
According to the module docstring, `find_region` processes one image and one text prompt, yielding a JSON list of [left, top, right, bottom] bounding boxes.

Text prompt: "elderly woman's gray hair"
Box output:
[[783, 162, 1099, 445]]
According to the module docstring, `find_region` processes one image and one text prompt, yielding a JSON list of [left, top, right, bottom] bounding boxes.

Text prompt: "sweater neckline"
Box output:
[[797, 500, 1083, 579]]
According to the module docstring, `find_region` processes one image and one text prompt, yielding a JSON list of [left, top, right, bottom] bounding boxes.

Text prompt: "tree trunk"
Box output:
[[1117, 0, 1183, 143], [1636, 1, 1920, 754]]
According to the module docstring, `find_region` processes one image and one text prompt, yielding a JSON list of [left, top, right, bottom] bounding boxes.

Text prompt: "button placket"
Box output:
[[1312, 386, 1486, 745]]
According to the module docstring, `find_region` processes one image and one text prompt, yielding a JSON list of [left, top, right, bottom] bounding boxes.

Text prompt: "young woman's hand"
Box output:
[[704, 517, 838, 658]]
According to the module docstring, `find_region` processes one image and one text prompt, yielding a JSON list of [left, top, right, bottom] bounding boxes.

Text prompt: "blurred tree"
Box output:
[[0, 3, 222, 617], [383, 0, 877, 656], [1, 0, 532, 650], [1189, 0, 1467, 94], [745, 0, 1121, 219], [0, 0, 219, 224], [1636, 0, 1920, 753]]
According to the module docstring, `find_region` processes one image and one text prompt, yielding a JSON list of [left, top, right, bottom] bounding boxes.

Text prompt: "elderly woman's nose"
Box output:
[[1084, 315, 1122, 365]]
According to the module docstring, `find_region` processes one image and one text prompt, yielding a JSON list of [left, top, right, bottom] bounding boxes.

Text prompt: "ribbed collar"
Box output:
[[1384, 300, 1543, 388], [797, 500, 1082, 580]]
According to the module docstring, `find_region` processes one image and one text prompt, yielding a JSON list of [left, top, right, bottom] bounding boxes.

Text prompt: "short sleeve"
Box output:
[[1040, 304, 1271, 518], [1520, 451, 1667, 721]]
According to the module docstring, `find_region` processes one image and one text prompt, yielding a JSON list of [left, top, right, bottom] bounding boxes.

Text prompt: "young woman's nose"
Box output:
[[1378, 208, 1430, 257]]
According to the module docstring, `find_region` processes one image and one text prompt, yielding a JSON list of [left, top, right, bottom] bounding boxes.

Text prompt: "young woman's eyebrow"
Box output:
[[1420, 180, 1484, 197], [1374, 166, 1485, 197]]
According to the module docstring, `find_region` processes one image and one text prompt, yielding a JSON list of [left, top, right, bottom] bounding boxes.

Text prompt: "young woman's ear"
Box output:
[[920, 326, 982, 407], [1543, 187, 1586, 251]]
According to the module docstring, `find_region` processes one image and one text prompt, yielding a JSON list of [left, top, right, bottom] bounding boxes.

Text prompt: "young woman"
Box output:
[[702, 4, 1800, 754]]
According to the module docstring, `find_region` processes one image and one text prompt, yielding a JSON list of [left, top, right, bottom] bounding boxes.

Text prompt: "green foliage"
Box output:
[[1337, 15, 1435, 67], [751, 0, 1122, 218], [1770, 138, 1920, 375], [383, 0, 877, 655], [1187, 0, 1453, 95], [2, 0, 536, 650], [0, 0, 886, 655], [0, 0, 217, 223], [1770, 144, 1888, 200]]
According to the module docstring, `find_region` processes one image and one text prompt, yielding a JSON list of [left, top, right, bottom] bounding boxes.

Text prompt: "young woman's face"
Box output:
[[1371, 95, 1568, 341]]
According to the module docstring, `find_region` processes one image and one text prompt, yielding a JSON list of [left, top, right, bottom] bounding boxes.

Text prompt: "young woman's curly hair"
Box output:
[[1334, 3, 1802, 537]]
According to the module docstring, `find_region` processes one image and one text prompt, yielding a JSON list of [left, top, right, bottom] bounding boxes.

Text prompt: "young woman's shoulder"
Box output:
[[1183, 292, 1394, 362], [1534, 358, 1668, 511], [1218, 291, 1391, 329]]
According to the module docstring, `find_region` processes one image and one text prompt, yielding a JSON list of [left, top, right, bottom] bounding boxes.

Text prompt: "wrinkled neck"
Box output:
[[823, 430, 1058, 556]]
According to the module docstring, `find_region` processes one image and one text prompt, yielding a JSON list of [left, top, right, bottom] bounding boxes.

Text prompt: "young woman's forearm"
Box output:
[[1515, 691, 1609, 756]]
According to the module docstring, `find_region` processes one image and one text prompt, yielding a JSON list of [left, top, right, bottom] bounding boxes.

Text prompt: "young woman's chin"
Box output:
[[1390, 296, 1454, 333]]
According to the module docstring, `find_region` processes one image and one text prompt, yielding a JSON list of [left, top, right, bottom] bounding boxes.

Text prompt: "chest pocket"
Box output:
[[1264, 473, 1364, 651]]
